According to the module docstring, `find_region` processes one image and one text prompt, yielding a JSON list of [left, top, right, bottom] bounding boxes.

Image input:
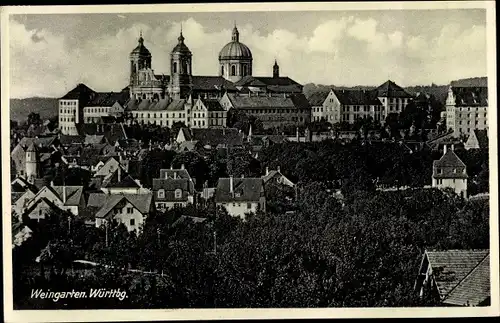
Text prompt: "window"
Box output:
[[243, 65, 248, 76], [130, 219, 135, 226], [247, 203, 251, 209], [173, 62, 177, 73], [437, 168, 442, 174], [231, 65, 236, 76], [158, 189, 165, 198], [221, 65, 224, 75], [127, 207, 133, 214], [175, 189, 182, 199]]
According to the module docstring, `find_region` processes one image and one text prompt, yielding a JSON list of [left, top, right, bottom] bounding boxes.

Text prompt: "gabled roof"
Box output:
[[234, 75, 302, 87], [375, 80, 413, 98], [60, 83, 96, 101], [17, 136, 57, 150], [433, 150, 467, 179], [191, 76, 238, 92], [87, 193, 153, 218], [262, 170, 294, 185], [126, 98, 184, 112], [215, 177, 264, 202], [49, 186, 84, 206], [75, 123, 127, 145], [199, 98, 225, 111], [22, 196, 64, 218], [307, 91, 330, 106], [59, 135, 85, 146], [84, 135, 105, 145], [424, 249, 490, 305], [450, 86, 488, 107], [333, 89, 383, 105], [101, 168, 140, 189]]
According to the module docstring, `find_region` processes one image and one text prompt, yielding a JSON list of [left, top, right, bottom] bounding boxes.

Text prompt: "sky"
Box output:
[[8, 9, 487, 98]]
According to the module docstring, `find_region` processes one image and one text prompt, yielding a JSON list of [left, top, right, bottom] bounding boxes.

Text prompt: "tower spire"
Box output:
[[231, 22, 239, 42], [178, 24, 185, 43], [138, 30, 144, 44]]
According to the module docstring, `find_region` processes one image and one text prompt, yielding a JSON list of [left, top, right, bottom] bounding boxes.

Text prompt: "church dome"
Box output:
[[172, 31, 192, 54], [219, 26, 252, 60], [130, 34, 151, 56]]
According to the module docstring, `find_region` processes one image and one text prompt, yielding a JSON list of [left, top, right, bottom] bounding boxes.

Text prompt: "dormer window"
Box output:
[[235, 192, 241, 197], [158, 189, 165, 198], [437, 168, 442, 174], [175, 189, 182, 199]]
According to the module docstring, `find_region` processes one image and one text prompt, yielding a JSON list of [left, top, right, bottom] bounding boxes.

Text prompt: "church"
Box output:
[[58, 24, 307, 134], [128, 24, 303, 100]]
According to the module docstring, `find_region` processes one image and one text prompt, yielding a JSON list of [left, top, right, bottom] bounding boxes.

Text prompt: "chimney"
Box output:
[[170, 164, 173, 170], [62, 185, 67, 204], [451, 144, 455, 151], [277, 166, 281, 173], [174, 172, 177, 179], [181, 164, 185, 170], [117, 166, 121, 182], [266, 167, 269, 176], [443, 144, 447, 155], [50, 180, 54, 187], [229, 176, 234, 194], [296, 127, 299, 142]]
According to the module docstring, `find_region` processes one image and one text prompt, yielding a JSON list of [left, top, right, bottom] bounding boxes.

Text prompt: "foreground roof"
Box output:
[[215, 177, 264, 202], [424, 249, 490, 306]]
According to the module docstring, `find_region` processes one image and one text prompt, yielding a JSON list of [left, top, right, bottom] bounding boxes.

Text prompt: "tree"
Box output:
[[27, 112, 42, 127], [226, 148, 261, 178]]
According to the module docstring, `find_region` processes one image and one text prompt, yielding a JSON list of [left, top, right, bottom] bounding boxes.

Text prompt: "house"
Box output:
[[215, 176, 266, 219], [191, 97, 227, 128], [24, 184, 85, 217], [308, 91, 330, 122], [219, 92, 312, 129], [10, 136, 58, 178], [464, 129, 488, 150], [445, 77, 488, 137], [262, 166, 295, 187], [152, 167, 196, 210], [87, 193, 154, 232], [432, 144, 468, 198], [21, 197, 66, 223], [12, 221, 33, 248], [414, 249, 490, 306], [374, 80, 413, 117], [11, 187, 37, 218], [127, 97, 188, 127], [93, 156, 125, 177]]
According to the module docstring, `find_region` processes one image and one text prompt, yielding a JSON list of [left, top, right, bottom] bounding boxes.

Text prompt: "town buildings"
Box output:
[[152, 167, 197, 211], [307, 80, 412, 125], [431, 144, 468, 198], [445, 77, 488, 137]]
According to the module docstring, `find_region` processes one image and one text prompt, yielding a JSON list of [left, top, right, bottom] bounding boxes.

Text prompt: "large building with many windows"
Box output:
[[445, 77, 488, 137]]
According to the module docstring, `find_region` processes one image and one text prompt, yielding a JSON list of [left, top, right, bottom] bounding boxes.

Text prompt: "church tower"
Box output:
[[273, 60, 280, 78], [130, 32, 152, 93], [170, 29, 193, 99], [25, 142, 39, 184]]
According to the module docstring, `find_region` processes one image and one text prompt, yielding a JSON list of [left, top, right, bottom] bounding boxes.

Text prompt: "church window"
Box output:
[[221, 65, 224, 76], [231, 65, 236, 76], [243, 65, 248, 76], [173, 62, 178, 73]]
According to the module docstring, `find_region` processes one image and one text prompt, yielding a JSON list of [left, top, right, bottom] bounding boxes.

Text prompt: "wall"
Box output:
[[131, 110, 187, 127], [59, 99, 80, 135], [96, 201, 146, 232], [432, 177, 468, 197], [83, 106, 111, 123], [217, 201, 259, 220]]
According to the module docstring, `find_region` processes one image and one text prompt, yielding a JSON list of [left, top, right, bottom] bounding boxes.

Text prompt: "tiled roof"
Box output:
[[60, 83, 96, 104], [101, 168, 140, 188], [443, 254, 490, 306], [88, 193, 153, 218], [200, 98, 225, 111], [49, 186, 84, 206], [450, 77, 487, 88], [22, 197, 63, 218], [308, 91, 330, 106], [333, 89, 383, 105], [235, 76, 301, 87], [474, 130, 489, 148], [178, 141, 200, 152], [425, 249, 490, 305], [59, 135, 85, 146], [215, 177, 264, 202], [86, 91, 129, 107], [433, 150, 467, 179], [11, 192, 25, 204], [126, 98, 185, 112], [158, 169, 192, 180], [180, 128, 244, 147], [191, 76, 238, 92], [227, 93, 311, 110], [451, 86, 488, 107], [152, 178, 195, 202], [375, 80, 413, 98], [84, 135, 105, 145]]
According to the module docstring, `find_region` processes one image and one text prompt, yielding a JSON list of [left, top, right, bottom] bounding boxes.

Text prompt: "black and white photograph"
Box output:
[[2, 1, 498, 321]]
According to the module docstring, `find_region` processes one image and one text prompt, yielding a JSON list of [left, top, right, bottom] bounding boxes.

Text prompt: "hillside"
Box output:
[[10, 98, 59, 124]]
